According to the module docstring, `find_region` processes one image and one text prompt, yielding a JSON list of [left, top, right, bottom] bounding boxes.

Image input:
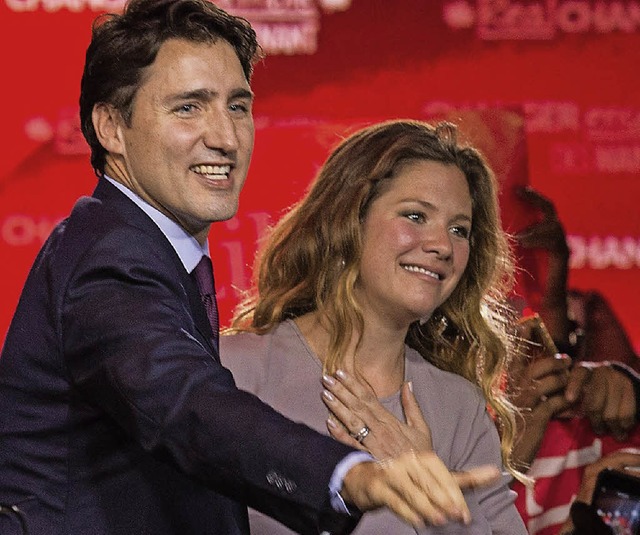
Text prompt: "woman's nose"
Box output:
[[421, 225, 453, 259]]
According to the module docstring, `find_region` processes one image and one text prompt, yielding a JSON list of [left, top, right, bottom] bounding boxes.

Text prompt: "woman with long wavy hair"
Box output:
[[221, 119, 527, 534]]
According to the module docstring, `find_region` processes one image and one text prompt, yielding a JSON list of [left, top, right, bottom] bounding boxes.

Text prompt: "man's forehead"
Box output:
[[146, 38, 249, 86]]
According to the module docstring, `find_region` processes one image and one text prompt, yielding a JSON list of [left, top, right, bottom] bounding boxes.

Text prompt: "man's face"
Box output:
[[109, 38, 254, 243]]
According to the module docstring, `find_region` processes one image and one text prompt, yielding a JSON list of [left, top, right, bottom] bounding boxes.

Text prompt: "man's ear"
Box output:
[[92, 103, 125, 155]]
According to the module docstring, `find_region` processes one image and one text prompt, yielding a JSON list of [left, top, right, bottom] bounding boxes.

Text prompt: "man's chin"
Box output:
[[207, 205, 239, 224]]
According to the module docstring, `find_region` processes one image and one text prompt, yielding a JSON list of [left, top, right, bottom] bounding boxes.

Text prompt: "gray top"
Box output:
[[221, 320, 526, 534]]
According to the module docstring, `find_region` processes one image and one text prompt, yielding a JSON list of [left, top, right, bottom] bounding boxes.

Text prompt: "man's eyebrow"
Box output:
[[230, 88, 254, 101], [167, 87, 254, 102]]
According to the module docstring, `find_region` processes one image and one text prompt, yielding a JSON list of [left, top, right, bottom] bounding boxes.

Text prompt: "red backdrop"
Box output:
[[2, 0, 640, 353]]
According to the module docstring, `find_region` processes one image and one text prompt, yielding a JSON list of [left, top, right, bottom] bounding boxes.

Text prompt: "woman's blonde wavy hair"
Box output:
[[230, 119, 526, 482]]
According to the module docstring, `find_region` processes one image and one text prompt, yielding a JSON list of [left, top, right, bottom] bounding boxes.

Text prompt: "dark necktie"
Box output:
[[191, 255, 219, 351]]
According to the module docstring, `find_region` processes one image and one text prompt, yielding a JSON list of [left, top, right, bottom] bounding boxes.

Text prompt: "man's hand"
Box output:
[[340, 451, 500, 528], [558, 449, 640, 534], [565, 362, 636, 440], [514, 186, 571, 343], [515, 186, 569, 259], [509, 352, 573, 467]]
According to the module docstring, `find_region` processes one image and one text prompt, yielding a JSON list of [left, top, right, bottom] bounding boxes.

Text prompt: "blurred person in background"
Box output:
[[509, 186, 640, 535]]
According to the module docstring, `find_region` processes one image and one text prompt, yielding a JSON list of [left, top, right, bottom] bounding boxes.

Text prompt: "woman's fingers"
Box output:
[[326, 414, 366, 451], [321, 371, 433, 458], [321, 374, 368, 428]]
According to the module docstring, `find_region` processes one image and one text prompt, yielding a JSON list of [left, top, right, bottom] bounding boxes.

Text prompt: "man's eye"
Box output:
[[176, 103, 197, 113], [229, 103, 249, 113]]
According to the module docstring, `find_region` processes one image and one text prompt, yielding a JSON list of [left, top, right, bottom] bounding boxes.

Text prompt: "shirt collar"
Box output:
[[104, 175, 208, 273]]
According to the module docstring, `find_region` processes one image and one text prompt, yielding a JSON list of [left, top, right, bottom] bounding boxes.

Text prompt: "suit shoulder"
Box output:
[[59, 192, 173, 269]]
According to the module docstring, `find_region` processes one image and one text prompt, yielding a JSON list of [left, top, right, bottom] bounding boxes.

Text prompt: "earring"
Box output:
[[437, 314, 448, 335]]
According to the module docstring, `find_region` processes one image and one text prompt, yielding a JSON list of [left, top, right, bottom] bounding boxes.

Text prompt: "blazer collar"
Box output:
[[92, 178, 220, 362]]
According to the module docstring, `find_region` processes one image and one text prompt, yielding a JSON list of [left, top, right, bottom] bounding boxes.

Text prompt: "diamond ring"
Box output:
[[351, 425, 370, 443]]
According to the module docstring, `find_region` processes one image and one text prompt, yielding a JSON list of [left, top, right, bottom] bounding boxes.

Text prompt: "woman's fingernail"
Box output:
[[407, 381, 413, 392], [322, 390, 335, 402], [336, 369, 347, 380], [326, 418, 337, 429], [322, 374, 335, 386]]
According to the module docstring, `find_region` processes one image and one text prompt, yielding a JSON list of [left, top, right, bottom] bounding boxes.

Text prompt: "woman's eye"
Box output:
[[405, 212, 425, 223], [451, 226, 470, 239]]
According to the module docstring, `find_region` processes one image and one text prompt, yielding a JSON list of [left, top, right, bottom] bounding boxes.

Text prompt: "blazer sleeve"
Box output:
[[56, 207, 358, 535]]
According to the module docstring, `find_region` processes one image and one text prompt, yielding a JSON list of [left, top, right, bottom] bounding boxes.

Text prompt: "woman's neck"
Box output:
[[294, 312, 407, 398]]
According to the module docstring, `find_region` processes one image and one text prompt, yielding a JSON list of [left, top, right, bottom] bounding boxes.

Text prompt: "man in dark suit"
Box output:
[[0, 0, 498, 533]]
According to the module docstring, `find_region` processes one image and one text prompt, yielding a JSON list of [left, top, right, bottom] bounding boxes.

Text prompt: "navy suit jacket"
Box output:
[[0, 179, 358, 535]]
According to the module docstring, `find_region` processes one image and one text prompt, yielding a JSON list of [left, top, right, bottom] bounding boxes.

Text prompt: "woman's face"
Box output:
[[356, 159, 472, 329]]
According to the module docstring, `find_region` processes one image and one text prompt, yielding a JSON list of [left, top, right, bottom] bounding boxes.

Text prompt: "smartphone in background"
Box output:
[[592, 468, 640, 534], [518, 313, 559, 358]]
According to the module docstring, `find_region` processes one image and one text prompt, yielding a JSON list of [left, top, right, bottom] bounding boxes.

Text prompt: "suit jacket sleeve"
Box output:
[[55, 192, 359, 535]]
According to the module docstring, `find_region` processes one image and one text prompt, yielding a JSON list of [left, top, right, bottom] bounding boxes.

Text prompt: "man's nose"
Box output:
[[204, 108, 239, 154]]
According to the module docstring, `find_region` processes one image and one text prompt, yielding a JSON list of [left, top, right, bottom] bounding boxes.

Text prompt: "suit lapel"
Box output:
[[92, 178, 220, 362]]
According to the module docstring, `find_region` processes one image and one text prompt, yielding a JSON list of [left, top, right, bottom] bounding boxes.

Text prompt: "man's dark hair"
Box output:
[[80, 0, 261, 175]]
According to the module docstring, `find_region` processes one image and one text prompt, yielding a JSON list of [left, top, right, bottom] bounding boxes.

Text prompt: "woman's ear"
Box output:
[[92, 103, 125, 155]]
